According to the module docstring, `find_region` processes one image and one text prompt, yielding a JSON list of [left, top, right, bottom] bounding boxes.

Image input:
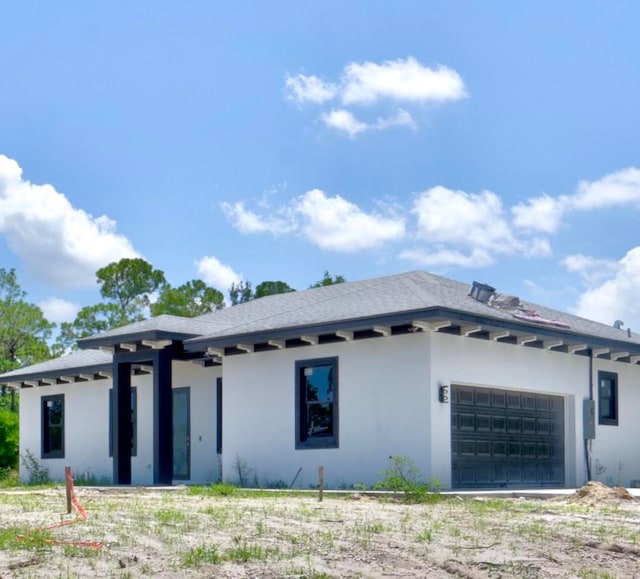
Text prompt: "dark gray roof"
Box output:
[[2, 270, 639, 385], [186, 270, 640, 350], [77, 314, 229, 349], [0, 349, 112, 384]]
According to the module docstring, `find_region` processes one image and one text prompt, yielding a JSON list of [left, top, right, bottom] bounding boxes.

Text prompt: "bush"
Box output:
[[22, 449, 50, 485], [374, 455, 442, 503], [0, 408, 18, 470]]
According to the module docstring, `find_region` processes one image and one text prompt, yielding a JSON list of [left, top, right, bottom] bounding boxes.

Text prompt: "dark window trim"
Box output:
[[598, 370, 618, 426], [109, 387, 138, 457], [295, 356, 339, 450], [41, 394, 65, 459], [216, 378, 223, 454]]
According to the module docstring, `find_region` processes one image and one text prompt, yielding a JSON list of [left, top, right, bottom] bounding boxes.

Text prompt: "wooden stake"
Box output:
[[318, 465, 324, 502], [65, 467, 72, 514]]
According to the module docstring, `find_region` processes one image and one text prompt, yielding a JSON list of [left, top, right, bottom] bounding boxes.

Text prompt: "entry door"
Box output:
[[173, 387, 190, 480]]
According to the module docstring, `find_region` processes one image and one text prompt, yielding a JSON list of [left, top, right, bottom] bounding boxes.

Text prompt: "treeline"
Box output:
[[0, 259, 346, 367], [0, 259, 344, 471]]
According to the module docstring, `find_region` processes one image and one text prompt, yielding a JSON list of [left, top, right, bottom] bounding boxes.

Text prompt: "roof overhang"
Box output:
[[185, 307, 640, 362]]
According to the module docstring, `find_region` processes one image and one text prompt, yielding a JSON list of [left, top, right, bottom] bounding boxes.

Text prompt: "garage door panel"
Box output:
[[452, 386, 565, 489]]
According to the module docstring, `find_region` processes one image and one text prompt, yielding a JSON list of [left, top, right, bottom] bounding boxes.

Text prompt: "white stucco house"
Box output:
[[2, 270, 639, 490]]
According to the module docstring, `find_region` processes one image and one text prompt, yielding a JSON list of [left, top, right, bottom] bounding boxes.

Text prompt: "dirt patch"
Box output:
[[1, 486, 640, 577], [564, 480, 637, 506]]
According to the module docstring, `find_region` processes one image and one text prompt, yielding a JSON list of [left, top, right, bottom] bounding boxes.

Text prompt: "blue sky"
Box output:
[[1, 1, 640, 332]]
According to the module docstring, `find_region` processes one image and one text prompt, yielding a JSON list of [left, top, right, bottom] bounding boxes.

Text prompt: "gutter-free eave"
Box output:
[[184, 307, 640, 356]]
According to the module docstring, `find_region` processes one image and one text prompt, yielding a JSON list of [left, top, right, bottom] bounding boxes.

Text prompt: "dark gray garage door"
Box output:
[[451, 385, 565, 489]]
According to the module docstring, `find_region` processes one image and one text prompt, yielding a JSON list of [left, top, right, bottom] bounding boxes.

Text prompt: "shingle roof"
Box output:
[[0, 349, 112, 383], [77, 314, 230, 349], [2, 270, 639, 385], [186, 270, 640, 349]]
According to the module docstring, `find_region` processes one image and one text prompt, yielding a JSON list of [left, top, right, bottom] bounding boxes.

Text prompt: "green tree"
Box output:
[[310, 271, 346, 288], [96, 258, 166, 324], [0, 269, 54, 373], [228, 280, 253, 306], [151, 280, 225, 317], [53, 303, 122, 354], [253, 280, 295, 299], [0, 404, 18, 469]]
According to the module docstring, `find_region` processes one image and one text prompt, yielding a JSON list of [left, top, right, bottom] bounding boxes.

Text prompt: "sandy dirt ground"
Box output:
[[0, 481, 639, 578]]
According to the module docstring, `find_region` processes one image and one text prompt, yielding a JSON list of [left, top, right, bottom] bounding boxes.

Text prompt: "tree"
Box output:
[[229, 280, 253, 306], [254, 280, 296, 299], [96, 258, 166, 324], [310, 271, 346, 288], [0, 404, 18, 469], [151, 280, 225, 317], [54, 303, 122, 354], [0, 269, 54, 373]]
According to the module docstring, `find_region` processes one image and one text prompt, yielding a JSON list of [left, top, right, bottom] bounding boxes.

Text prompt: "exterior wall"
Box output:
[[19, 334, 640, 490], [20, 379, 114, 483], [221, 333, 431, 489], [590, 358, 640, 487], [172, 361, 222, 484], [429, 332, 589, 488], [19, 361, 222, 486]]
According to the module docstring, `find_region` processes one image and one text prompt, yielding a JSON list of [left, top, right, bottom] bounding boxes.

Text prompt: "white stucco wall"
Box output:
[[20, 379, 113, 483], [221, 333, 431, 489], [589, 359, 640, 487], [18, 361, 222, 486], [19, 333, 640, 490], [172, 361, 221, 484], [429, 332, 589, 488]]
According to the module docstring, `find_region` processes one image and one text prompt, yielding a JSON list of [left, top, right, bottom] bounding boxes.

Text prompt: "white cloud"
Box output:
[[512, 193, 565, 234], [0, 155, 139, 288], [399, 247, 494, 268], [413, 186, 520, 254], [321, 109, 369, 137], [293, 189, 405, 251], [38, 297, 80, 324], [569, 167, 640, 210], [285, 56, 465, 137], [221, 189, 405, 252], [341, 57, 466, 105], [321, 108, 416, 137], [196, 256, 241, 292], [573, 247, 640, 328], [221, 201, 295, 235], [512, 167, 640, 236], [562, 254, 620, 286], [284, 74, 337, 104]]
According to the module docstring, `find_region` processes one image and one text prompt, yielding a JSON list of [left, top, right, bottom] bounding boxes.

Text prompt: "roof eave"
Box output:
[[78, 330, 202, 351], [184, 306, 640, 355]]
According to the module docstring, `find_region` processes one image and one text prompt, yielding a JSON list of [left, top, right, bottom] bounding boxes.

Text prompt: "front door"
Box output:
[[173, 387, 190, 480]]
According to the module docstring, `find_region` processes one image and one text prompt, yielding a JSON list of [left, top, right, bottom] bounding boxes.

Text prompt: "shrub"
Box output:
[[0, 408, 18, 469], [374, 455, 442, 503]]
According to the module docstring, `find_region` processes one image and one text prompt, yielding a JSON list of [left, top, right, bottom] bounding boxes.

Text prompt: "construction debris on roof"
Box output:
[[469, 281, 571, 330]]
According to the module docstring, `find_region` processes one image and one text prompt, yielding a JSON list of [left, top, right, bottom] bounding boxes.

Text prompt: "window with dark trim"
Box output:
[[295, 357, 338, 449], [109, 387, 138, 456], [42, 394, 64, 459], [598, 371, 618, 426]]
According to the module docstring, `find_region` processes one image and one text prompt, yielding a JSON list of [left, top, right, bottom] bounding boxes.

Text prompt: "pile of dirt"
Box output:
[[565, 481, 637, 506]]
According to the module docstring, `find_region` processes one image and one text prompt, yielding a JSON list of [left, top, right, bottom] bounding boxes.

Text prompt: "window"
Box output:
[[295, 357, 338, 449], [42, 395, 64, 459], [598, 371, 618, 426], [109, 387, 137, 456]]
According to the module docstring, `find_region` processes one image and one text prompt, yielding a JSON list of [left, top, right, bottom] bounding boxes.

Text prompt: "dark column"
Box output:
[[153, 347, 174, 484], [112, 358, 132, 485]]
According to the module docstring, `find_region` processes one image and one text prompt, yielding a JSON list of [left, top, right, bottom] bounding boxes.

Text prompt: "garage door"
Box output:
[[451, 385, 565, 489]]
